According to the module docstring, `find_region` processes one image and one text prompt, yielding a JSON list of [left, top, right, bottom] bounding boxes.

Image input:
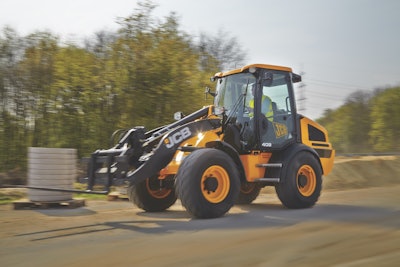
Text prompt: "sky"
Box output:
[[1, 0, 399, 119]]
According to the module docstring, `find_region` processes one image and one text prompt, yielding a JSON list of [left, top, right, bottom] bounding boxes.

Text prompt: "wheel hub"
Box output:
[[200, 165, 230, 203], [203, 176, 218, 193], [298, 174, 308, 188]]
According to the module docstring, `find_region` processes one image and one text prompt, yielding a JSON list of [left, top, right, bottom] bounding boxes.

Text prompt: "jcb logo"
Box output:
[[165, 127, 192, 149], [272, 122, 288, 138]]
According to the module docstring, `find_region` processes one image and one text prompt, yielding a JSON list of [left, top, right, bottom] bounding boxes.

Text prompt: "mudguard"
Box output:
[[205, 140, 246, 182], [126, 118, 221, 185], [267, 143, 322, 183]]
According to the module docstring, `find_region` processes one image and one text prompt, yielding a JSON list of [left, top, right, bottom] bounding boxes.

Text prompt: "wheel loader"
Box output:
[[35, 63, 335, 218]]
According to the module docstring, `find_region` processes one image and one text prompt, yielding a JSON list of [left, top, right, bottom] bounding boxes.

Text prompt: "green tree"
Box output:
[[0, 27, 29, 171], [113, 0, 217, 129], [317, 90, 371, 153], [369, 87, 400, 151], [18, 31, 58, 148], [50, 45, 103, 155]]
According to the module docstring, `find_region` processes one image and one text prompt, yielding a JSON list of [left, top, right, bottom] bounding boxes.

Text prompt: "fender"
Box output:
[[205, 140, 247, 183], [270, 143, 322, 183], [127, 118, 221, 185]]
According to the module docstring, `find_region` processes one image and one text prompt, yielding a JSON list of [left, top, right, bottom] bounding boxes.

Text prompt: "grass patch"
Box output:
[[73, 193, 108, 200], [0, 189, 26, 205], [0, 183, 110, 204], [72, 183, 109, 200]]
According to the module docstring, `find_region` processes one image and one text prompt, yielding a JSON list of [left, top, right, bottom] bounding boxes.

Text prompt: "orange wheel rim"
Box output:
[[146, 179, 172, 199], [201, 165, 230, 203], [296, 165, 316, 197]]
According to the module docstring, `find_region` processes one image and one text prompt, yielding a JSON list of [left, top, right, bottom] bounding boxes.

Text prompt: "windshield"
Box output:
[[214, 73, 256, 113]]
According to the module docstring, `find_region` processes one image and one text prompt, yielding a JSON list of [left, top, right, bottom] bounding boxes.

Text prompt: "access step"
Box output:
[[254, 178, 280, 183], [256, 163, 283, 168]]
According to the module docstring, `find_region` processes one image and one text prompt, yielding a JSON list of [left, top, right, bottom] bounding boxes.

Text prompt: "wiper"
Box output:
[[223, 81, 249, 128], [243, 80, 250, 112]]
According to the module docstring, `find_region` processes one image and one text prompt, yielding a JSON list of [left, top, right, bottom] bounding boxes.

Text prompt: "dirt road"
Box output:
[[1, 186, 399, 267]]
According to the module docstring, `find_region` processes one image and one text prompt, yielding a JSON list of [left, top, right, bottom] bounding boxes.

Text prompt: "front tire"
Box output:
[[175, 148, 240, 219], [128, 175, 177, 212], [275, 151, 322, 209]]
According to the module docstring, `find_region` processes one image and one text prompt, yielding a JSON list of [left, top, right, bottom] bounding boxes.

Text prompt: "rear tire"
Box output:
[[275, 151, 322, 209], [128, 175, 177, 212], [236, 182, 262, 204], [175, 148, 240, 219]]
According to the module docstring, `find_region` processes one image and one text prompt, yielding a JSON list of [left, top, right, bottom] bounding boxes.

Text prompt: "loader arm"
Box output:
[[127, 118, 221, 186], [83, 106, 216, 192]]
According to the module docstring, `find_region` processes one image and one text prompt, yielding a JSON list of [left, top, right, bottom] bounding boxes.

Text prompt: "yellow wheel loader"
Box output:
[[20, 63, 335, 219]]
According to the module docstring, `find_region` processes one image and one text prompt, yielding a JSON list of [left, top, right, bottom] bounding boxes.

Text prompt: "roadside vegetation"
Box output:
[[0, 183, 108, 204], [0, 189, 25, 204], [317, 88, 400, 153]]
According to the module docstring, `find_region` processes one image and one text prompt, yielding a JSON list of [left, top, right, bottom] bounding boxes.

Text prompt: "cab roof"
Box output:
[[213, 63, 293, 79]]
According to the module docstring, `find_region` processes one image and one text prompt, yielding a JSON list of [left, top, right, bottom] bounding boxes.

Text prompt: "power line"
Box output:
[[306, 90, 345, 101], [305, 78, 371, 91], [294, 69, 370, 118]]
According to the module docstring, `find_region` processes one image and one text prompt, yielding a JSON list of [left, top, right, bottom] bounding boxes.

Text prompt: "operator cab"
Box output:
[[211, 64, 302, 152]]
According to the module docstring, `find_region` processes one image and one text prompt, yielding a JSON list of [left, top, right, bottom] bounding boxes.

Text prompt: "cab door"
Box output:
[[252, 70, 298, 151]]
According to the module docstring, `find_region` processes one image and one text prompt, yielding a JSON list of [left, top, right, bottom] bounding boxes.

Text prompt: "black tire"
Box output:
[[236, 182, 262, 204], [275, 151, 322, 209], [128, 175, 177, 212], [175, 148, 240, 219]]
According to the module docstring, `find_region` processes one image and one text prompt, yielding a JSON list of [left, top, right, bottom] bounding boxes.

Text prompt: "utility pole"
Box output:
[[297, 67, 306, 113]]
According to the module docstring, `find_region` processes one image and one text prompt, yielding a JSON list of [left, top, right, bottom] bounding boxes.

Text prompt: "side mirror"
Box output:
[[205, 87, 216, 97], [292, 73, 302, 83], [204, 87, 216, 100]]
